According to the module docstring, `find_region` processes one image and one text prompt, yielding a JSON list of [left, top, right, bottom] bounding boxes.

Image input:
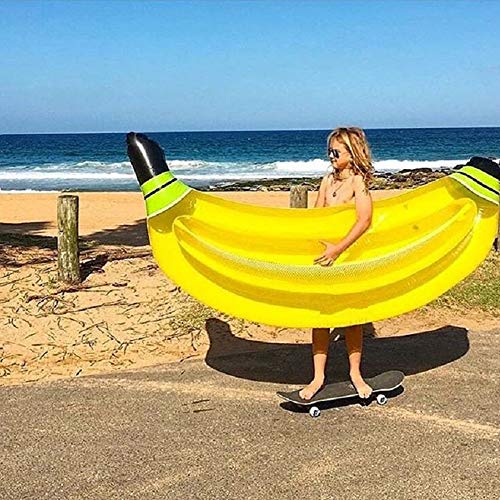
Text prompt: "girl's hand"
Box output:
[[314, 240, 343, 267]]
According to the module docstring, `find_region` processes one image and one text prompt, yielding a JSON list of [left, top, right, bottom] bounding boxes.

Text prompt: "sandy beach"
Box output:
[[1, 189, 498, 387]]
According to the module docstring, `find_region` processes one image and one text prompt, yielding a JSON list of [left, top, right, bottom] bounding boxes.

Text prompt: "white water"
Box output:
[[0, 158, 473, 186]]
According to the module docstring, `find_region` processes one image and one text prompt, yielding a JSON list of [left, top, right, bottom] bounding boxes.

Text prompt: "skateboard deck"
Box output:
[[277, 370, 404, 416]]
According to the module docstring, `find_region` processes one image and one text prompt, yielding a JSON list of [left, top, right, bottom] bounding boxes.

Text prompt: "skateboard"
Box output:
[[277, 370, 404, 418]]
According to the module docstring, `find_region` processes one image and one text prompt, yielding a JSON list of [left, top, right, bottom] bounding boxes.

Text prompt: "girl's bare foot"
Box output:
[[350, 372, 373, 399], [298, 377, 324, 400]]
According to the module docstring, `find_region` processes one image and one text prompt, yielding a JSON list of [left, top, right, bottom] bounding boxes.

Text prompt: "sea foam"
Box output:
[[0, 157, 471, 184]]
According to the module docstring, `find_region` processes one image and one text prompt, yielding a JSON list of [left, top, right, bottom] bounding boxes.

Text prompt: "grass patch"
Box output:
[[431, 249, 500, 312]]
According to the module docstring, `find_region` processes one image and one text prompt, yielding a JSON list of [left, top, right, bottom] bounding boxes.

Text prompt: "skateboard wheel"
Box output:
[[309, 406, 321, 418], [376, 394, 388, 405]]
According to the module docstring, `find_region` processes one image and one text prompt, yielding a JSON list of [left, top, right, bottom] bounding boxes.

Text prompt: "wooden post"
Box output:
[[290, 185, 308, 208], [57, 195, 81, 284]]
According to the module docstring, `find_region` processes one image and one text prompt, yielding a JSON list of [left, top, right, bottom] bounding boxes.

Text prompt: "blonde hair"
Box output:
[[326, 126, 374, 186]]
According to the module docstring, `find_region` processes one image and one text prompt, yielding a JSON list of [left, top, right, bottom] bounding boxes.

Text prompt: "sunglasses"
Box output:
[[328, 148, 341, 159]]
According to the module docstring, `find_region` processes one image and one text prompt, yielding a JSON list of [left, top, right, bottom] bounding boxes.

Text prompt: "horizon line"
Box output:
[[2, 124, 500, 136]]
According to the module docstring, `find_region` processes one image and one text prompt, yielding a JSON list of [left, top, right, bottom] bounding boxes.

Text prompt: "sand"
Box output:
[[1, 190, 497, 387]]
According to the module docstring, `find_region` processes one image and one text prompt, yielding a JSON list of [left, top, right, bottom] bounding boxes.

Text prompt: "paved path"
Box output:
[[1, 325, 499, 499]]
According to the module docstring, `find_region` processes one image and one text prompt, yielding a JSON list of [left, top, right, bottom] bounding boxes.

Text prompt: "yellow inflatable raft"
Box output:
[[126, 133, 499, 328]]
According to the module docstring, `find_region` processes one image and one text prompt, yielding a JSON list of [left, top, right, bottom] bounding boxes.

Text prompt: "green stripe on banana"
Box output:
[[140, 173, 192, 219], [450, 165, 499, 205]]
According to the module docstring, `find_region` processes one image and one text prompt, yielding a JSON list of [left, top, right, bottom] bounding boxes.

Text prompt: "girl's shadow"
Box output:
[[203, 318, 469, 384]]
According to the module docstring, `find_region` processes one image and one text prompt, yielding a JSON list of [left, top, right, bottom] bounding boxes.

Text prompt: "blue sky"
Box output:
[[1, 0, 499, 133]]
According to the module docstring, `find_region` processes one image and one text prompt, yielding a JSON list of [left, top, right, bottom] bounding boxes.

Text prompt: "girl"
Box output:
[[299, 126, 375, 401]]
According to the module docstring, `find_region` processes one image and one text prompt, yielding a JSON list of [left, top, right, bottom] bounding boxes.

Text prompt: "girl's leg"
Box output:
[[345, 324, 372, 398], [298, 327, 330, 400]]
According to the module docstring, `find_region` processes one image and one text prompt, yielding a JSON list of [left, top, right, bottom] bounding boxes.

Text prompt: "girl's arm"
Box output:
[[314, 174, 329, 208]]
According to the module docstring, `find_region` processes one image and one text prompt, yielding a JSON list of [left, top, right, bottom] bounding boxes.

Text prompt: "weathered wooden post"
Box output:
[[57, 195, 81, 284], [290, 185, 308, 208]]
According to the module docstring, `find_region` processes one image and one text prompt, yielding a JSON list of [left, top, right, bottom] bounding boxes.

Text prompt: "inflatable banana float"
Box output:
[[126, 132, 499, 328]]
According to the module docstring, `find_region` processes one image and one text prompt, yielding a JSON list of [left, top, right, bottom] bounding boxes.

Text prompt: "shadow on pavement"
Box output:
[[204, 318, 469, 385]]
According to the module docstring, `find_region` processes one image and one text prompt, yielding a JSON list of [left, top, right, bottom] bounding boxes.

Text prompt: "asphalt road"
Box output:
[[1, 324, 499, 499]]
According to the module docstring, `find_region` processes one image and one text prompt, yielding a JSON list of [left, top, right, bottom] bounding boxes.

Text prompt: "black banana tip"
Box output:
[[467, 157, 500, 181], [126, 132, 171, 186]]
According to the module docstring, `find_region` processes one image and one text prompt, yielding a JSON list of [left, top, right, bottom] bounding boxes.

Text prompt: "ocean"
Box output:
[[0, 128, 499, 192]]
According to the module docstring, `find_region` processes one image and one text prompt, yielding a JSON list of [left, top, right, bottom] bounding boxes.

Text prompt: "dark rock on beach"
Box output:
[[200, 163, 463, 192], [399, 167, 433, 174]]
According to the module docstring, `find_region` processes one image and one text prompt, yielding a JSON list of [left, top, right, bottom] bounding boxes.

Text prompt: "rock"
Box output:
[[400, 167, 433, 175], [197, 167, 460, 192]]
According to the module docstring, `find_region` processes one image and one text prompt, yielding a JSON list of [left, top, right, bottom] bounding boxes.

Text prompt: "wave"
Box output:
[[0, 189, 61, 193], [0, 171, 135, 180], [0, 157, 487, 184], [272, 158, 329, 172], [374, 159, 470, 171]]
